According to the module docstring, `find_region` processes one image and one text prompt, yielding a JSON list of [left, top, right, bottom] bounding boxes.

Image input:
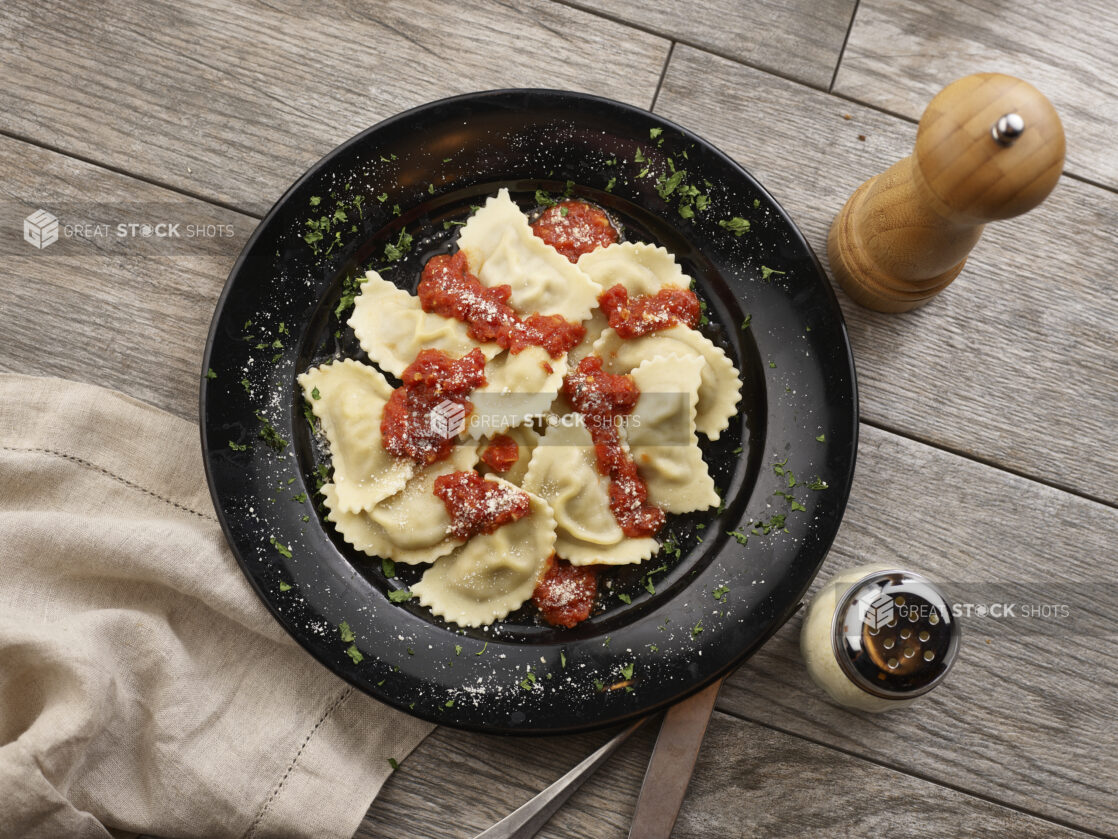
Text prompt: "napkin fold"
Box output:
[[0, 374, 433, 839]]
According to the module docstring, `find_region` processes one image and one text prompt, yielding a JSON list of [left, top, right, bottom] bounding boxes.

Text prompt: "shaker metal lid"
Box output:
[[831, 569, 960, 699]]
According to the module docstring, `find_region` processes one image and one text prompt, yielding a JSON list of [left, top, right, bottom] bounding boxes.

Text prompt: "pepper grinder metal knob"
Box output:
[[827, 73, 1065, 312]]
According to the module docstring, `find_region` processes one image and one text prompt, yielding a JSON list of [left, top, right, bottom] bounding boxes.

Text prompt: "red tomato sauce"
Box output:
[[532, 555, 600, 628], [380, 348, 486, 464], [598, 283, 701, 338], [479, 434, 519, 473], [418, 251, 584, 359], [531, 200, 618, 263], [433, 470, 531, 540], [562, 356, 665, 538]]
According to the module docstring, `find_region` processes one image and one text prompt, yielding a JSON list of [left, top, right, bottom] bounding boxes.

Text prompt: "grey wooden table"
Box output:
[[2, 1, 1116, 837]]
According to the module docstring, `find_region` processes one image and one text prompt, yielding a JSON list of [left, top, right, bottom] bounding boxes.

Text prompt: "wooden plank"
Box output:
[[654, 44, 1118, 505], [555, 0, 857, 89], [0, 135, 250, 421], [833, 0, 1118, 190], [361, 711, 1096, 838], [715, 423, 1118, 836], [0, 0, 668, 216]]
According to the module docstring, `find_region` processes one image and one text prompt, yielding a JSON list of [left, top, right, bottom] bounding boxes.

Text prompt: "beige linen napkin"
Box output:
[[0, 374, 434, 839]]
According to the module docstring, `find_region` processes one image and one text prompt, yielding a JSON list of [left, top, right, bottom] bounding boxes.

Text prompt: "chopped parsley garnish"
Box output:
[[206, 367, 217, 380], [335, 272, 369, 319], [732, 446, 743, 455], [692, 620, 704, 638], [454, 645, 462, 656], [816, 433, 825, 442], [292, 493, 306, 504], [383, 229, 413, 263], [520, 671, 537, 691], [773, 457, 788, 476], [741, 313, 752, 330], [443, 220, 466, 229], [534, 189, 556, 207], [807, 476, 829, 491], [309, 196, 321, 206], [377, 192, 388, 203], [560, 651, 567, 668], [649, 127, 662, 140], [338, 621, 355, 643], [311, 386, 321, 400], [790, 499, 807, 512], [387, 758, 399, 770], [618, 593, 632, 604], [269, 536, 292, 558], [381, 557, 395, 578], [642, 563, 669, 595], [559, 205, 569, 217], [761, 265, 786, 281], [346, 644, 364, 664], [713, 585, 730, 602], [388, 588, 415, 603], [620, 662, 635, 680], [727, 530, 749, 545], [605, 177, 616, 192], [445, 699, 454, 708], [768, 360, 776, 368], [240, 377, 252, 394], [228, 440, 248, 452], [719, 217, 750, 236], [633, 147, 646, 164], [428, 184, 435, 194], [476, 642, 488, 656], [278, 581, 292, 592], [255, 411, 288, 451]]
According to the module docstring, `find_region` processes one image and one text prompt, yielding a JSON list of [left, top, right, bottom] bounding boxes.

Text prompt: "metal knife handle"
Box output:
[[472, 717, 648, 839], [627, 677, 723, 839]]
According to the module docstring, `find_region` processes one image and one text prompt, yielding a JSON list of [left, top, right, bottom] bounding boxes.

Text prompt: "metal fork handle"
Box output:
[[472, 717, 649, 839]]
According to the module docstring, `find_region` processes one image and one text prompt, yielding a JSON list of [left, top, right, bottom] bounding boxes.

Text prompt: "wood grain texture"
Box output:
[[554, 0, 857, 89], [714, 423, 1118, 836], [655, 45, 1118, 505], [362, 710, 1096, 838], [833, 0, 1118, 190], [0, 135, 250, 421], [0, 0, 668, 216]]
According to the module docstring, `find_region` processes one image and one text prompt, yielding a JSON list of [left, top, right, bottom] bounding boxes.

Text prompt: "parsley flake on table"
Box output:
[[387, 758, 399, 771]]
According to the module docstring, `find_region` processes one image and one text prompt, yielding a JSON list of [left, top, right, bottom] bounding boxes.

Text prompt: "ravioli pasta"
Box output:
[[411, 483, 557, 627], [303, 189, 746, 628]]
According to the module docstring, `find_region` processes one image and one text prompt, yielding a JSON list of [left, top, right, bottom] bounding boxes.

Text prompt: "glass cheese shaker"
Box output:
[[800, 565, 960, 712]]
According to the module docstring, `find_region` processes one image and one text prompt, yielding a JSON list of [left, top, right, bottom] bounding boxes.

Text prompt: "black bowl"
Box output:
[[200, 89, 857, 734]]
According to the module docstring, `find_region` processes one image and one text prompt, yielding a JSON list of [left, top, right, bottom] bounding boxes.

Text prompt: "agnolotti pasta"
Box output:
[[592, 324, 742, 441], [300, 188, 750, 629], [411, 482, 557, 627], [349, 271, 500, 376], [522, 422, 659, 566], [457, 188, 602, 323], [626, 355, 719, 514], [323, 443, 479, 565], [298, 359, 414, 514]]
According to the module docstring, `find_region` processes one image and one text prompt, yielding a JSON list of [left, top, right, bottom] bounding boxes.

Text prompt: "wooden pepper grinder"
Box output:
[[828, 73, 1065, 312]]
